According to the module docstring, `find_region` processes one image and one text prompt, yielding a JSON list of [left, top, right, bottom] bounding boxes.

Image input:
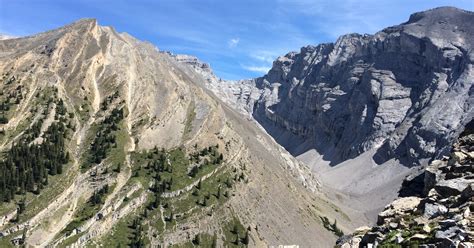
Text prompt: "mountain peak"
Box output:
[[406, 6, 473, 24], [61, 18, 97, 31]]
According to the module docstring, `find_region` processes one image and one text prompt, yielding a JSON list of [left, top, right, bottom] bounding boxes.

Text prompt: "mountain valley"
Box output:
[[0, 6, 472, 248]]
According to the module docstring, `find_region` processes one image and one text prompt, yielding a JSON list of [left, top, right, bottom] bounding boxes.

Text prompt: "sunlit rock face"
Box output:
[[205, 7, 474, 167]]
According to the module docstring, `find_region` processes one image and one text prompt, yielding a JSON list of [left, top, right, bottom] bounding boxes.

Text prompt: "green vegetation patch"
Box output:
[[222, 216, 250, 247], [320, 216, 344, 237], [171, 233, 217, 248], [61, 184, 111, 236], [82, 107, 124, 170], [182, 101, 196, 141], [0, 97, 71, 205]]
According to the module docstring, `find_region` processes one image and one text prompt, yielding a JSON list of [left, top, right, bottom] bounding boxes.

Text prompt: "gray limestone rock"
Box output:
[[435, 178, 472, 197], [424, 203, 448, 219], [208, 7, 474, 168]]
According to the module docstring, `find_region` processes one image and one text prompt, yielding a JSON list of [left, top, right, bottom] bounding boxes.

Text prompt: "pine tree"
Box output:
[[192, 234, 200, 245], [211, 233, 217, 248], [243, 230, 250, 245], [18, 198, 26, 214], [234, 232, 240, 245], [216, 186, 221, 199], [196, 179, 202, 190], [232, 223, 238, 234], [20, 228, 27, 246], [189, 166, 199, 177]]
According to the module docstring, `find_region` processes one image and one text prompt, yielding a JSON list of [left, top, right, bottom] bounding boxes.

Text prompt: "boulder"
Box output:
[[360, 231, 382, 247], [435, 226, 460, 239], [463, 207, 470, 218], [424, 163, 443, 195], [439, 219, 456, 228], [451, 162, 473, 174], [459, 242, 474, 248], [422, 224, 431, 233], [452, 151, 468, 164], [354, 226, 372, 233], [410, 233, 428, 240], [467, 151, 474, 160], [460, 184, 474, 201], [423, 203, 448, 219], [418, 244, 439, 248], [377, 197, 422, 224], [395, 233, 404, 244], [337, 235, 362, 248], [389, 197, 422, 212], [439, 238, 456, 248], [435, 178, 471, 198]]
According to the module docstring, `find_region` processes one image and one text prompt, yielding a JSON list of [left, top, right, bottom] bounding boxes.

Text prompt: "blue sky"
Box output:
[[1, 0, 473, 80]]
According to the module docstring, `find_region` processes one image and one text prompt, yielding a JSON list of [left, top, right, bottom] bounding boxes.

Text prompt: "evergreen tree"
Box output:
[[234, 232, 240, 245], [216, 186, 221, 199], [192, 234, 200, 245], [243, 230, 250, 245], [231, 223, 238, 234], [188, 166, 199, 177], [211, 233, 217, 248], [18, 198, 26, 214], [196, 179, 202, 190], [0, 119, 69, 202]]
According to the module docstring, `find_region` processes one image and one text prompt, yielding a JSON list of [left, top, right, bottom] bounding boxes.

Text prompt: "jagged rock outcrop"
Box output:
[[336, 121, 474, 247], [172, 53, 261, 115], [210, 7, 474, 168]]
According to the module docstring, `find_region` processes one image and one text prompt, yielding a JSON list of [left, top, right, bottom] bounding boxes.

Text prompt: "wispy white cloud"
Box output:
[[250, 52, 276, 63], [228, 38, 240, 48], [0, 30, 18, 40], [241, 65, 271, 73]]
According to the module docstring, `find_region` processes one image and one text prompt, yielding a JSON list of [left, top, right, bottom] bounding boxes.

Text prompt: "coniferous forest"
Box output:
[[0, 99, 70, 202], [86, 107, 124, 167]]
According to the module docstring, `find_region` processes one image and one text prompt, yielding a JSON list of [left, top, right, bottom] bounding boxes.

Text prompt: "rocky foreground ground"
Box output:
[[337, 123, 474, 247]]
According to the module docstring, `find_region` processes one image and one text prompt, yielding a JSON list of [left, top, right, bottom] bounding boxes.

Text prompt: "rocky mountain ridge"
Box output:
[[202, 6, 473, 168]]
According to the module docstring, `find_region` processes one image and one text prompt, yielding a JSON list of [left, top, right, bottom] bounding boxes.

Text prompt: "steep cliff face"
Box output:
[[180, 7, 474, 221], [172, 53, 262, 116], [251, 7, 473, 167]]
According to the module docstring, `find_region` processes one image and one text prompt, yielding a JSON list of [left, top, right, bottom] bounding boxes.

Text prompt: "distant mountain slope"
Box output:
[[0, 19, 348, 247], [190, 6, 473, 222], [216, 6, 473, 167]]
